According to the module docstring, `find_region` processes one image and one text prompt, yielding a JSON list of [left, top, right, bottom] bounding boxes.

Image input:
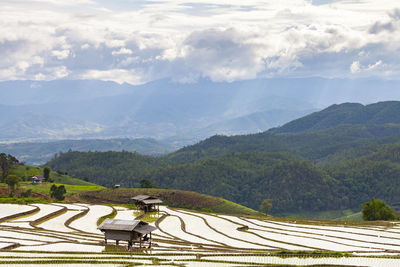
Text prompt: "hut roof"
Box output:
[[142, 199, 163, 205], [131, 195, 152, 201], [134, 224, 157, 235], [98, 219, 149, 232], [131, 195, 162, 203]]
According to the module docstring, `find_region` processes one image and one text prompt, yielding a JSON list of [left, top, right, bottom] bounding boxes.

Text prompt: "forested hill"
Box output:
[[166, 124, 400, 164], [270, 101, 400, 134], [46, 101, 400, 215], [167, 101, 400, 164], [47, 142, 400, 215]]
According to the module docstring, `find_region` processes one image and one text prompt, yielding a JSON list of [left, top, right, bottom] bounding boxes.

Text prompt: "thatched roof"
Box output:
[[142, 199, 163, 205], [98, 219, 156, 234]]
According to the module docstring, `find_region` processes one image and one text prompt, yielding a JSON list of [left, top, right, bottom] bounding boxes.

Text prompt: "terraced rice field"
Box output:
[[0, 203, 399, 266]]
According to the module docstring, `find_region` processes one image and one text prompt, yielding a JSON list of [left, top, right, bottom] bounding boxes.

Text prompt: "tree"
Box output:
[[0, 153, 19, 182], [5, 175, 20, 195], [43, 167, 51, 181], [27, 168, 39, 178], [50, 184, 67, 201], [362, 198, 398, 221], [259, 199, 273, 214], [140, 179, 156, 188]]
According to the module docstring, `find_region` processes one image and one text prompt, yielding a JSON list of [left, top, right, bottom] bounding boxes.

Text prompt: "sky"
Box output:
[[0, 0, 399, 84]]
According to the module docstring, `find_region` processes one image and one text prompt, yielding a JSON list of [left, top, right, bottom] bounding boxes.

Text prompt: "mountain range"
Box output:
[[2, 77, 400, 144]]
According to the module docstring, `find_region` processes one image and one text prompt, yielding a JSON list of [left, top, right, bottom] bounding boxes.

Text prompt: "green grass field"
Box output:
[[23, 182, 104, 196]]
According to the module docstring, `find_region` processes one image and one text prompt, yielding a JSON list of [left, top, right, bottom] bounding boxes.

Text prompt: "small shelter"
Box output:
[[31, 175, 44, 184], [98, 219, 156, 249], [131, 195, 162, 212]]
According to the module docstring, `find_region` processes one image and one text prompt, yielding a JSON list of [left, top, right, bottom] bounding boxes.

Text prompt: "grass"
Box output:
[[3, 164, 103, 202], [0, 197, 49, 204], [338, 211, 363, 222], [274, 250, 350, 257], [51, 174, 97, 186], [9, 165, 99, 187], [211, 199, 264, 216], [22, 182, 104, 197], [97, 207, 117, 226], [138, 211, 161, 223], [274, 208, 361, 220]]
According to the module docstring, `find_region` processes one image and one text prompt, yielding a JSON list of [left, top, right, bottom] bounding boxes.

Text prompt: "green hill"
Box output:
[[0, 164, 103, 202], [271, 101, 400, 134], [45, 101, 400, 216]]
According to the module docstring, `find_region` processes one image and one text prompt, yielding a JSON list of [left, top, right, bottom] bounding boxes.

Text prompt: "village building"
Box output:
[[131, 195, 163, 212], [31, 175, 44, 184], [98, 219, 156, 249]]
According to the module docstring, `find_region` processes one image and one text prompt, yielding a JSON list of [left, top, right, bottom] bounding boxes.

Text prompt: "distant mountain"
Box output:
[[2, 77, 400, 143], [0, 138, 174, 165]]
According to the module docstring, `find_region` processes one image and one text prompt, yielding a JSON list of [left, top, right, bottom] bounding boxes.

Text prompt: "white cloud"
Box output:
[[367, 60, 383, 71], [350, 60, 385, 75], [51, 50, 70, 60], [112, 48, 133, 56], [350, 61, 360, 74], [0, 0, 399, 83], [79, 69, 143, 84], [81, 43, 90, 50]]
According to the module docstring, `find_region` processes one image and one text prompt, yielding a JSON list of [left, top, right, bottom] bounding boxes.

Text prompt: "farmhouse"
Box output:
[[31, 175, 44, 184], [131, 195, 162, 212], [98, 219, 156, 249]]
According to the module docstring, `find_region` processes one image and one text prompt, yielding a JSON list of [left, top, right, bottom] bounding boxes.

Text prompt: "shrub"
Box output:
[[362, 198, 398, 221]]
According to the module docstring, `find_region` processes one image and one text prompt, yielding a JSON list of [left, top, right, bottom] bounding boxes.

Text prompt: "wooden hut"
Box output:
[[131, 195, 163, 212], [98, 219, 156, 249]]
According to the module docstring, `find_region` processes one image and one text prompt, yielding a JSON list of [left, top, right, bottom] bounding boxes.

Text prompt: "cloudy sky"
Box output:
[[1, 0, 399, 84]]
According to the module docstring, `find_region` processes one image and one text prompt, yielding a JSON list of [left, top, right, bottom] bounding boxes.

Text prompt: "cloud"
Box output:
[[112, 48, 133, 56], [350, 61, 361, 74], [51, 50, 70, 60], [350, 60, 385, 75], [0, 0, 400, 83], [79, 69, 143, 84]]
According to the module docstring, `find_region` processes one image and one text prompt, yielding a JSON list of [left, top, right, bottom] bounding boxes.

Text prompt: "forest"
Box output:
[[46, 102, 400, 214]]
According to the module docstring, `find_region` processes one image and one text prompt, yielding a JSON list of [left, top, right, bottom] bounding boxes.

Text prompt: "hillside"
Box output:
[[47, 150, 341, 213], [78, 188, 261, 215], [167, 102, 400, 164], [271, 101, 400, 134], [165, 124, 400, 164], [0, 163, 103, 201], [46, 101, 400, 216]]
